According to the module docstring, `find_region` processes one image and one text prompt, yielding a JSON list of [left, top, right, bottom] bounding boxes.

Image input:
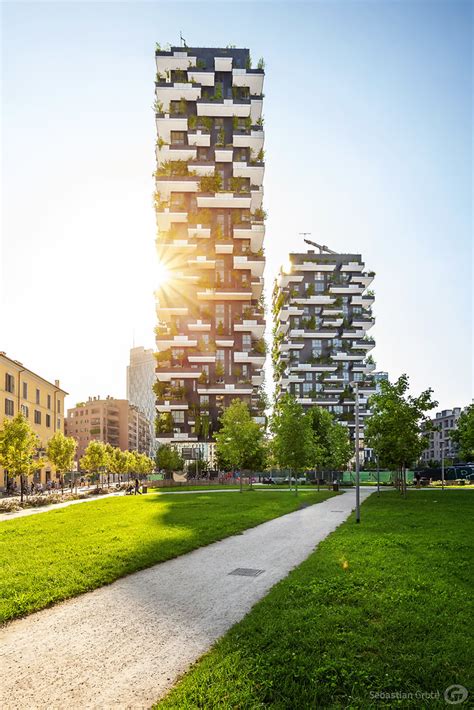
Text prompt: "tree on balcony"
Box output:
[[253, 338, 267, 355], [155, 160, 190, 177], [199, 174, 222, 193], [155, 412, 174, 434]]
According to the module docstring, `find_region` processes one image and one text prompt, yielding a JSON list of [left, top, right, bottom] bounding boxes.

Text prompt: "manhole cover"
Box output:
[[330, 510, 345, 513], [228, 568, 265, 577]]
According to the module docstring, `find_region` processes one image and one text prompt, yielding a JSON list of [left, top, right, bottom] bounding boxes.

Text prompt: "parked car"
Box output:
[[262, 477, 275, 484]]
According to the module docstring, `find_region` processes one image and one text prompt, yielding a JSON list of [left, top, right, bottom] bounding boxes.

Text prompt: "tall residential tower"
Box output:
[[272, 246, 377, 442], [153, 46, 266, 460]]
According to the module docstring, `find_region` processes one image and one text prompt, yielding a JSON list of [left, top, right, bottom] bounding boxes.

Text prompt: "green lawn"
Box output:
[[158, 491, 473, 709], [0, 489, 335, 623]]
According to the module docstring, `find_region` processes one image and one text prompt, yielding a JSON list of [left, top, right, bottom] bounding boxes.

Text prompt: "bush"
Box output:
[[0, 499, 21, 513]]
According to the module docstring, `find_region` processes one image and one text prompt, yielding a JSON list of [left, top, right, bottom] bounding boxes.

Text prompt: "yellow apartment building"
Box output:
[[0, 351, 68, 489]]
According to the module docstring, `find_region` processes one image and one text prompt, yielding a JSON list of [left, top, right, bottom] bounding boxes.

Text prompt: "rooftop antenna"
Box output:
[[180, 31, 187, 48], [301, 233, 337, 255]]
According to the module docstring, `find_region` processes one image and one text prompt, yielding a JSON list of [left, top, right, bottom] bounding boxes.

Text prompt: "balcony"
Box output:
[[187, 70, 215, 87], [250, 97, 263, 124], [155, 115, 187, 139], [155, 304, 189, 319], [155, 334, 198, 349], [250, 186, 263, 212], [155, 82, 201, 108], [215, 148, 234, 162], [156, 51, 197, 73], [155, 367, 201, 382], [251, 278, 264, 300], [234, 351, 266, 366], [233, 129, 264, 153], [196, 192, 251, 209], [157, 145, 197, 164], [189, 160, 215, 176], [232, 69, 264, 95], [233, 254, 265, 278], [197, 98, 250, 118], [214, 56, 233, 72], [156, 208, 187, 232], [279, 306, 303, 322], [187, 319, 212, 332], [187, 130, 211, 147], [233, 223, 265, 251], [233, 318, 265, 338], [155, 177, 200, 199], [197, 286, 252, 301], [188, 256, 215, 270], [215, 336, 235, 347], [214, 240, 234, 254], [232, 161, 264, 185], [187, 224, 211, 239]]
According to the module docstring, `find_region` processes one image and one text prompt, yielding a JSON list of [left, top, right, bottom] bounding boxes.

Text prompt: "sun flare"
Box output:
[[156, 260, 170, 287]]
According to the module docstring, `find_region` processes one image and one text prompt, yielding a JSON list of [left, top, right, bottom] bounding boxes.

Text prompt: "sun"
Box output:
[[156, 260, 170, 287]]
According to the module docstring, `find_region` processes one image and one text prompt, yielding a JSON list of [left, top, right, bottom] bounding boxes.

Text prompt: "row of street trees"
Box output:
[[79, 441, 154, 487], [0, 414, 77, 501], [0, 413, 155, 499], [213, 395, 352, 490]]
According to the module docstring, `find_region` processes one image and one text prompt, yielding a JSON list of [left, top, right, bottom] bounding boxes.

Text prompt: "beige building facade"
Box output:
[[66, 396, 151, 463], [0, 351, 68, 488]]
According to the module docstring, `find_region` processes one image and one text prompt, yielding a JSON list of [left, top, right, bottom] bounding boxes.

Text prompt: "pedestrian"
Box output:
[[134, 478, 142, 495], [30, 481, 35, 495], [415, 472, 421, 489]]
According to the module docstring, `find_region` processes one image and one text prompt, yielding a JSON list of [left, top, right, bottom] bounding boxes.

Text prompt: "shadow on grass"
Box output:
[[0, 489, 336, 623]]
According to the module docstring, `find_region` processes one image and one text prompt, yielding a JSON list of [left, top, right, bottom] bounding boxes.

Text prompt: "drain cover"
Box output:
[[330, 510, 345, 513], [228, 568, 265, 577]]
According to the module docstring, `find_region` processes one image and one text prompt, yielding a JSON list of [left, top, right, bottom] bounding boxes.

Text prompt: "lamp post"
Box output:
[[376, 454, 380, 497], [354, 382, 361, 523], [441, 440, 445, 491]]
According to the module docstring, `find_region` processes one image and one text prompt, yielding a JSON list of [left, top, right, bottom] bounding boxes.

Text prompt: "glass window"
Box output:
[[21, 404, 29, 418], [172, 411, 185, 423], [36, 389, 40, 404], [216, 349, 225, 363], [34, 410, 41, 424], [46, 414, 51, 428], [47, 394, 51, 409], [315, 281, 325, 292], [303, 383, 313, 394], [305, 373, 313, 381], [5, 374, 14, 393], [170, 131, 186, 145], [242, 334, 252, 352], [22, 382, 28, 400], [5, 399, 14, 416]]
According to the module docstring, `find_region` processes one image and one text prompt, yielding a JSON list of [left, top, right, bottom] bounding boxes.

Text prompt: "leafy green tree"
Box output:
[[0, 413, 43, 501], [326, 421, 352, 472], [365, 374, 437, 494], [156, 444, 184, 478], [79, 440, 108, 487], [135, 452, 154, 477], [270, 394, 313, 490], [107, 447, 129, 481], [450, 405, 474, 462], [214, 399, 265, 491], [46, 431, 77, 491]]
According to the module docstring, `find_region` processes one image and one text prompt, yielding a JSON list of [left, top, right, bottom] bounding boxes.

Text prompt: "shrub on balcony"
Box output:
[[155, 348, 171, 363], [153, 381, 168, 399], [216, 321, 225, 335], [188, 114, 197, 130], [153, 191, 169, 211], [230, 176, 247, 193], [253, 338, 267, 355], [216, 128, 225, 146], [199, 174, 222, 193], [188, 208, 212, 226], [156, 160, 190, 177], [215, 362, 225, 378], [156, 413, 174, 434], [256, 116, 264, 126], [198, 372, 209, 385], [252, 208, 267, 221], [153, 99, 164, 114]]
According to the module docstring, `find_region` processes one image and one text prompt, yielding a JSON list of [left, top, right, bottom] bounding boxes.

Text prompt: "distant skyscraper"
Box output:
[[127, 347, 156, 455]]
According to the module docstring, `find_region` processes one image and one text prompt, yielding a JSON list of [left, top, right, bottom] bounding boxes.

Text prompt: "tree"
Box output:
[[155, 444, 184, 478], [79, 440, 108, 487], [450, 405, 474, 462], [108, 447, 129, 481], [365, 374, 438, 495], [0, 413, 43, 502], [326, 421, 352, 472], [270, 394, 313, 491], [46, 431, 77, 492], [135, 452, 154, 477], [214, 399, 265, 492]]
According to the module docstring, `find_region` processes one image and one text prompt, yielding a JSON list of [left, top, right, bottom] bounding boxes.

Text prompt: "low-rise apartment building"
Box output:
[[420, 407, 465, 464], [0, 351, 67, 488], [66, 396, 151, 463]]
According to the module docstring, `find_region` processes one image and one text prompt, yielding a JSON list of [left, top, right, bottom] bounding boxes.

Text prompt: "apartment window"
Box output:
[[215, 304, 225, 326], [353, 372, 363, 381], [5, 399, 14, 416], [315, 281, 325, 293], [170, 130, 186, 145], [342, 372, 350, 382], [314, 271, 325, 280], [353, 306, 362, 315], [216, 349, 225, 363], [47, 394, 51, 410], [46, 414, 51, 428], [172, 411, 185, 424], [333, 405, 343, 414], [57, 400, 61, 414], [303, 383, 313, 394], [5, 373, 15, 393], [199, 395, 210, 407], [242, 334, 252, 352], [305, 373, 313, 381], [36, 388, 40, 405], [21, 404, 29, 418], [334, 338, 342, 349], [34, 410, 41, 424], [22, 382, 28, 400]]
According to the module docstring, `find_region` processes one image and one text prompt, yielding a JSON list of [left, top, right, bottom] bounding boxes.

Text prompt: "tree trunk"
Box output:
[[20, 474, 24, 503]]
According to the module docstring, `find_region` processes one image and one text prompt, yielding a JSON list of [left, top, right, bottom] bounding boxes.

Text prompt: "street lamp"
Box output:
[[441, 440, 445, 490], [354, 382, 361, 523]]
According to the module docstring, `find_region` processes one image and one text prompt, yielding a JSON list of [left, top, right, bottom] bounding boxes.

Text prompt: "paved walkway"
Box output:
[[0, 487, 374, 709]]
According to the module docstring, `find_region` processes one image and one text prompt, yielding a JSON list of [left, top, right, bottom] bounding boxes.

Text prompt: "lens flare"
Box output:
[[156, 260, 170, 287]]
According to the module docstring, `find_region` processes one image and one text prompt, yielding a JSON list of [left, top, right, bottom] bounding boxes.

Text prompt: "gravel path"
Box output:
[[0, 487, 374, 709]]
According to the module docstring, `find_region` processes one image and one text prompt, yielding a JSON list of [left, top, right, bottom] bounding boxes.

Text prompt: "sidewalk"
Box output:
[[0, 487, 374, 709]]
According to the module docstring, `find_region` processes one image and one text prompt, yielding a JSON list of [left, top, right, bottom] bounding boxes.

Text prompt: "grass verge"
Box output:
[[157, 491, 473, 709], [0, 489, 336, 623]]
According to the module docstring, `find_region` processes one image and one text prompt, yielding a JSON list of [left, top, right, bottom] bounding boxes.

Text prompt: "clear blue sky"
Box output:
[[1, 0, 472, 413]]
